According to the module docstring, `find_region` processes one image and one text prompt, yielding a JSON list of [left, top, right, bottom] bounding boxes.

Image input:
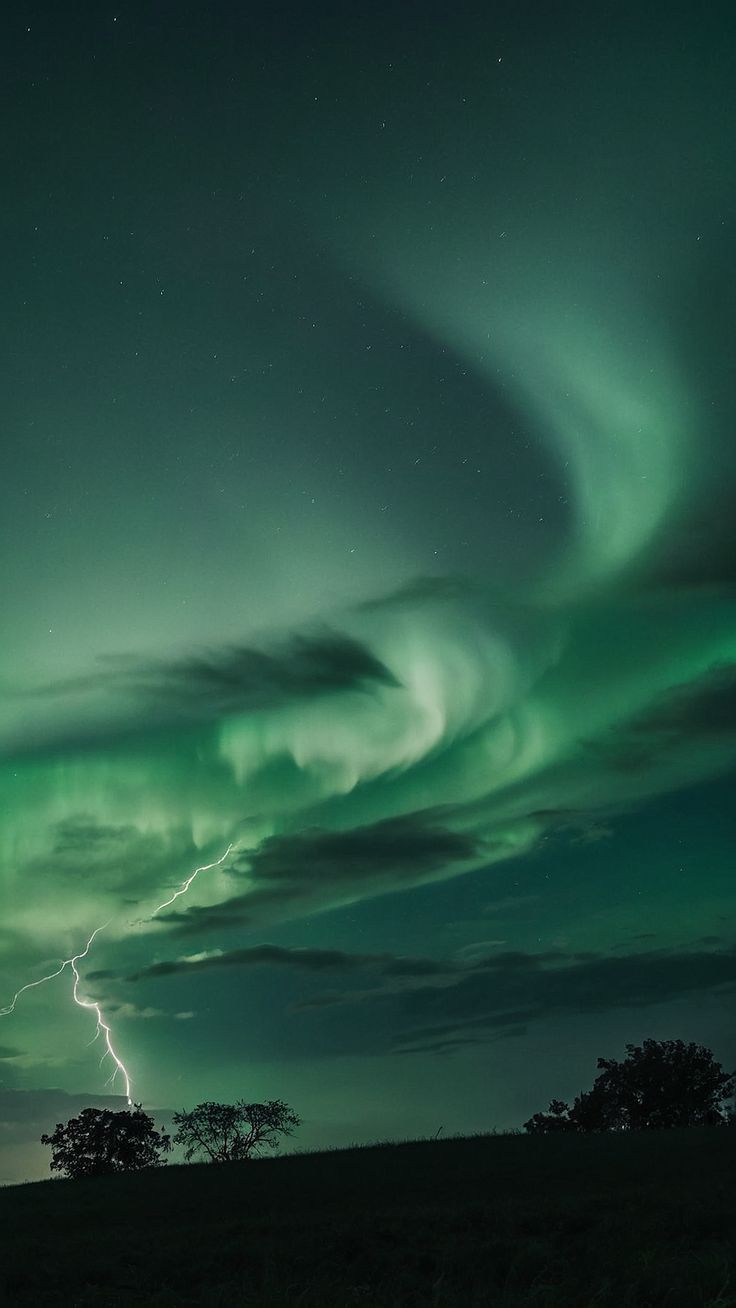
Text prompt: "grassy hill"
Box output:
[[2, 1127, 735, 1306]]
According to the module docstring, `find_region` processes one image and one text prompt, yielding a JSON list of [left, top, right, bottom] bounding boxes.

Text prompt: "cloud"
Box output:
[[50, 818, 139, 856], [38, 817, 159, 893], [122, 631, 399, 715], [454, 941, 508, 960], [159, 811, 482, 935], [592, 664, 736, 772], [4, 577, 736, 974], [244, 816, 481, 884], [395, 1034, 489, 1056], [277, 943, 736, 1056], [102, 1000, 191, 1021], [128, 941, 460, 983], [0, 1089, 129, 1147], [10, 630, 399, 755], [390, 945, 736, 1053]]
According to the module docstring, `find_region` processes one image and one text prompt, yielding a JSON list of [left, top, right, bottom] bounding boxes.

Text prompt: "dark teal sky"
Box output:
[[1, 1, 735, 1182]]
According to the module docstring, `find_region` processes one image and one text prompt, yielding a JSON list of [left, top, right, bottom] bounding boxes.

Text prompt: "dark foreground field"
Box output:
[[1, 1128, 735, 1307]]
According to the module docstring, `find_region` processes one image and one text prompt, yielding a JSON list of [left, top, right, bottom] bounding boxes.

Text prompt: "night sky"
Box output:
[[2, 1, 735, 1183]]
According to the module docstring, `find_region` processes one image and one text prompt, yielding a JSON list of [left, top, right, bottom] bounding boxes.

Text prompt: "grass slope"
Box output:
[[2, 1128, 735, 1306]]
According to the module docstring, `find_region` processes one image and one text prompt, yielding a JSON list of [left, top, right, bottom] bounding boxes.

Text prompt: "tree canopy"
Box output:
[[524, 1039, 736, 1133], [41, 1105, 171, 1178], [171, 1099, 301, 1162]]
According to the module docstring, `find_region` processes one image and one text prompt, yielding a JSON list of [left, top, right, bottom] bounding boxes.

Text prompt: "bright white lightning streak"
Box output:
[[69, 927, 132, 1104], [148, 842, 234, 918], [0, 958, 71, 1016], [0, 923, 133, 1104], [0, 842, 235, 1102]]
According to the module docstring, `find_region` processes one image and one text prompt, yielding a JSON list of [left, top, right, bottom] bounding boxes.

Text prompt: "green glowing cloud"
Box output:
[[2, 578, 736, 966]]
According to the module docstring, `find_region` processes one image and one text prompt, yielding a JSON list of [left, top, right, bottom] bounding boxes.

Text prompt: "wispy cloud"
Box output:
[[128, 941, 459, 983]]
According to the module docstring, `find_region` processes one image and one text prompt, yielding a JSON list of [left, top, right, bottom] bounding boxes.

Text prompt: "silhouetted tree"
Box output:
[[523, 1098, 574, 1134], [41, 1105, 171, 1178], [171, 1099, 301, 1162], [524, 1039, 736, 1133]]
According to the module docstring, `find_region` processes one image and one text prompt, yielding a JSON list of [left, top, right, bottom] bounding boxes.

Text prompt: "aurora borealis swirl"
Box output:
[[1, 1, 734, 1181]]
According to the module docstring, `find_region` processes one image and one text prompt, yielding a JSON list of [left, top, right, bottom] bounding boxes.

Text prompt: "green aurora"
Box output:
[[1, 1, 734, 1182]]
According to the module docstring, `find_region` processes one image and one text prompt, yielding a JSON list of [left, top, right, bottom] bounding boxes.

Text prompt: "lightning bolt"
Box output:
[[0, 958, 72, 1017], [0, 923, 132, 1103], [0, 841, 235, 1102], [70, 926, 132, 1103], [148, 842, 234, 918]]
